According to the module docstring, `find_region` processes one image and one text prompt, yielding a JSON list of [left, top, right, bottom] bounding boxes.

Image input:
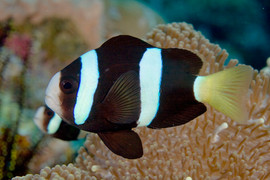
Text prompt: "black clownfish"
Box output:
[[34, 105, 87, 141], [45, 35, 253, 159]]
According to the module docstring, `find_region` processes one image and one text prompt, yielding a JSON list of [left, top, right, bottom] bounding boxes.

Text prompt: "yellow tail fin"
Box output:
[[193, 65, 253, 124]]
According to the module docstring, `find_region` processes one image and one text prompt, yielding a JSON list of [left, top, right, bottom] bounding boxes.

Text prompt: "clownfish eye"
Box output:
[[60, 77, 78, 94], [47, 111, 53, 117], [62, 80, 72, 89], [44, 108, 54, 118]]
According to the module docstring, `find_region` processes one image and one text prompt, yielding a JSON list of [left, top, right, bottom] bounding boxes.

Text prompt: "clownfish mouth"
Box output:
[[45, 72, 62, 117], [33, 106, 46, 132], [45, 94, 63, 118], [45, 95, 60, 107]]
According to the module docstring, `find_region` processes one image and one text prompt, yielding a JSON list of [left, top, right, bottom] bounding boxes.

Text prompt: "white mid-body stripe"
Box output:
[[74, 50, 99, 125], [137, 48, 163, 127], [47, 113, 62, 134]]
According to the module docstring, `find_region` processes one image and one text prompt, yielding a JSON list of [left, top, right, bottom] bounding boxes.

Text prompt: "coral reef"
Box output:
[[0, 19, 81, 178], [0, 0, 163, 49], [104, 0, 164, 39], [0, 0, 103, 48], [0, 127, 32, 179], [15, 22, 270, 180], [0, 22, 35, 179]]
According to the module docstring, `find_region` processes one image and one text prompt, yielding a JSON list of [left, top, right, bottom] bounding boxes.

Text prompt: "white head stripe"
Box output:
[[47, 113, 62, 134], [74, 50, 99, 125], [137, 48, 162, 127]]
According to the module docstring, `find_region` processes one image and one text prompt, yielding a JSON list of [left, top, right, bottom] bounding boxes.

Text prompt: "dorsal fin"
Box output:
[[101, 71, 140, 124], [162, 48, 203, 75], [99, 35, 153, 49]]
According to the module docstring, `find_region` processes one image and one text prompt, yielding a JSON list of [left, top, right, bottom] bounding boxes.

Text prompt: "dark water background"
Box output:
[[140, 0, 270, 69]]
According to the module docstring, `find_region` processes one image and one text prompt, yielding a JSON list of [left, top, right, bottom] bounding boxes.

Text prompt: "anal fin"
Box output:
[[98, 129, 143, 159]]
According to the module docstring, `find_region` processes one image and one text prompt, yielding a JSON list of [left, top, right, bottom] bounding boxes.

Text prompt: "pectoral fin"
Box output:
[[101, 71, 140, 124], [98, 129, 143, 159]]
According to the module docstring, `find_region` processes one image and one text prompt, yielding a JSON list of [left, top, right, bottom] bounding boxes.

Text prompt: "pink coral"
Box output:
[[5, 34, 32, 62], [0, 0, 163, 49]]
